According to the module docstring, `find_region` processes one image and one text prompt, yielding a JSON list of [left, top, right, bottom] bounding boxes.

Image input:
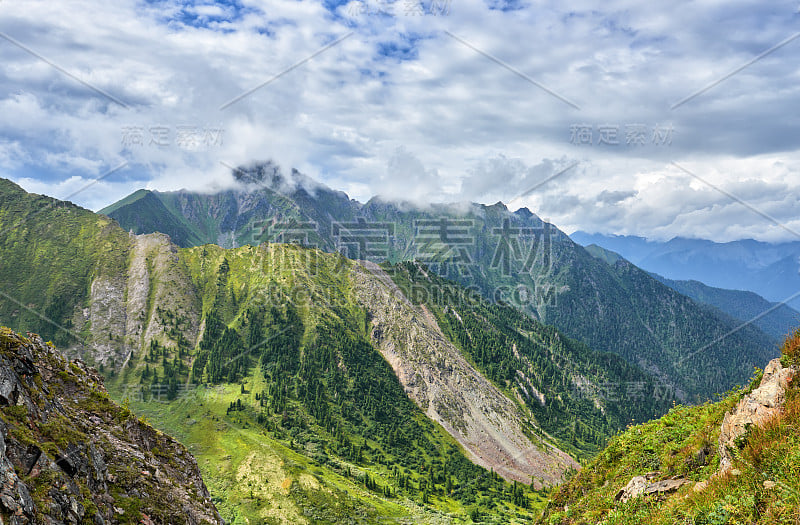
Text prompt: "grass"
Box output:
[[106, 242, 546, 523], [781, 327, 800, 367], [538, 332, 800, 525], [115, 374, 467, 524]]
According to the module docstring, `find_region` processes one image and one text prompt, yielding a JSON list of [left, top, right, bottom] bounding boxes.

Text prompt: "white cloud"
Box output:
[[0, 0, 798, 241]]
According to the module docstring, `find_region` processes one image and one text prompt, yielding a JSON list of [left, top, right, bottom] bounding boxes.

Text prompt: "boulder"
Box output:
[[615, 472, 690, 503], [718, 358, 795, 472]]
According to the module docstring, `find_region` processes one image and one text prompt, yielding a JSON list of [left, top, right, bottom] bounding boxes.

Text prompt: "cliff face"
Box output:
[[0, 327, 220, 525], [82, 232, 202, 370], [350, 262, 579, 486]]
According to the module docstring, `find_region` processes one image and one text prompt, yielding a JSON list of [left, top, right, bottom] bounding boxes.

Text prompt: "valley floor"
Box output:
[[110, 379, 548, 524]]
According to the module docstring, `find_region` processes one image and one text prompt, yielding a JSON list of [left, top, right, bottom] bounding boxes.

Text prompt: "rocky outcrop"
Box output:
[[85, 233, 202, 369], [615, 472, 690, 503], [350, 261, 579, 486], [615, 357, 796, 506], [0, 327, 221, 524], [718, 357, 795, 473]]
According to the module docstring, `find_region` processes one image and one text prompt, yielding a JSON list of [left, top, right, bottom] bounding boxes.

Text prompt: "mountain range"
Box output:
[[0, 166, 793, 522], [571, 231, 800, 310], [99, 162, 779, 401], [0, 175, 678, 522]]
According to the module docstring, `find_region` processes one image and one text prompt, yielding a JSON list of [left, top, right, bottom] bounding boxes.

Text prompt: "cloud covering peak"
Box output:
[[2, 0, 800, 243]]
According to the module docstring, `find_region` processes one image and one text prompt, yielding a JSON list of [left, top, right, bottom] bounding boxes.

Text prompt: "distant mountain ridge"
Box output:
[[650, 274, 800, 342], [583, 244, 800, 341], [571, 231, 800, 309], [99, 161, 361, 250], [97, 162, 780, 401]]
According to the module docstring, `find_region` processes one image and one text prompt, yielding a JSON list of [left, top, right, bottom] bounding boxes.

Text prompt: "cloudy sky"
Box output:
[[1, 0, 799, 242]]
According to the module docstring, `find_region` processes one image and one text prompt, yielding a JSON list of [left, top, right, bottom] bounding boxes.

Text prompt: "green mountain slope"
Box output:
[[100, 165, 778, 401], [0, 178, 130, 347], [2, 177, 659, 522], [99, 189, 206, 247], [137, 242, 564, 522], [585, 243, 800, 342], [538, 331, 800, 524], [382, 261, 673, 459]]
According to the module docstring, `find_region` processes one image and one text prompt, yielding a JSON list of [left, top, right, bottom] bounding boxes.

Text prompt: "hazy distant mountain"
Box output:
[[651, 274, 800, 342], [584, 244, 800, 341], [571, 232, 800, 309]]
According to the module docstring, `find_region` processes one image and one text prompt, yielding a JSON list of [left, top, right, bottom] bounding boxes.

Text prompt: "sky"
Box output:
[[1, 0, 800, 242]]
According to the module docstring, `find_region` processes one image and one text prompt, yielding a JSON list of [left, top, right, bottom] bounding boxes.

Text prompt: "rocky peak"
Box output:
[[0, 327, 221, 524], [718, 357, 796, 473], [232, 160, 283, 187]]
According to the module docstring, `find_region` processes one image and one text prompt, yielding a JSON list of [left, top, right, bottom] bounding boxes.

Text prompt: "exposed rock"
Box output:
[[88, 275, 128, 367], [81, 233, 202, 370], [718, 358, 795, 473], [350, 261, 579, 486], [693, 445, 709, 467], [615, 474, 651, 502], [615, 472, 690, 503], [0, 327, 221, 524], [644, 478, 691, 496], [693, 480, 708, 493]]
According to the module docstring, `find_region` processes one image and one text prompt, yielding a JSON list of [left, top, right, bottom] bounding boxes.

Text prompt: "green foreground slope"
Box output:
[[539, 331, 800, 524]]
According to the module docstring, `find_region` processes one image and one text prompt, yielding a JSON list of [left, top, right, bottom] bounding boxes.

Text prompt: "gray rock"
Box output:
[[55, 443, 89, 479], [0, 359, 21, 407], [6, 443, 42, 477], [17, 481, 34, 515], [87, 443, 107, 491], [718, 358, 795, 473], [616, 473, 689, 503]]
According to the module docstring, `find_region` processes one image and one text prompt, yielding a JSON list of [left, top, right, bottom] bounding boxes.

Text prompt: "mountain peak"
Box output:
[[513, 206, 533, 218], [232, 160, 283, 186]]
